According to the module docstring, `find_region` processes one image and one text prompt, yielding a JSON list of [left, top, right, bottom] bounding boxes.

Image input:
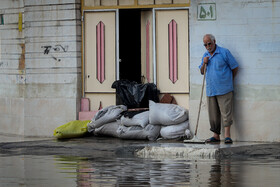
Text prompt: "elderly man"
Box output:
[[199, 34, 239, 143]]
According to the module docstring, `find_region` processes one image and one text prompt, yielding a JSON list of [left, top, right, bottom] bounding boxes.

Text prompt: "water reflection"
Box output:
[[208, 159, 236, 187], [0, 155, 279, 186], [56, 156, 193, 186]]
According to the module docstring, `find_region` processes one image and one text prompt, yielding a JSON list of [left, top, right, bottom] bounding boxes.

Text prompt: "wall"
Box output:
[[0, 0, 25, 135], [189, 0, 280, 142], [0, 0, 81, 136]]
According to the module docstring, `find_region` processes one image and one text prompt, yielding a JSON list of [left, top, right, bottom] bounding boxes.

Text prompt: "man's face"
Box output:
[[203, 37, 216, 54]]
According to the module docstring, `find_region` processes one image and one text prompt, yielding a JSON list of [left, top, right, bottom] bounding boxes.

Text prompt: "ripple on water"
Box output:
[[0, 155, 279, 186]]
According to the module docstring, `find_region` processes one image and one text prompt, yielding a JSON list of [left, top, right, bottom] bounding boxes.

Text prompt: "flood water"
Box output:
[[0, 154, 279, 187]]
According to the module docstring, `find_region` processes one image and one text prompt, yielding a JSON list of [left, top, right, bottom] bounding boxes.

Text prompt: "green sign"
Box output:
[[198, 3, 216, 21]]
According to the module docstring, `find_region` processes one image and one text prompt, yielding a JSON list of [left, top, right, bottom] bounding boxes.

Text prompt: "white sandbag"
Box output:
[[149, 100, 188, 126], [160, 120, 189, 139], [87, 105, 127, 132], [120, 111, 149, 128], [117, 124, 161, 141], [94, 120, 120, 138]]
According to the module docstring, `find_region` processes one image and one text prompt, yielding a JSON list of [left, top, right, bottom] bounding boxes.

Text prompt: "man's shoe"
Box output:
[[224, 137, 233, 144], [205, 137, 220, 143]]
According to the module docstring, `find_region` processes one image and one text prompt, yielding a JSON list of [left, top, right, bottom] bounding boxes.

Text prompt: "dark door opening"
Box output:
[[119, 9, 141, 83]]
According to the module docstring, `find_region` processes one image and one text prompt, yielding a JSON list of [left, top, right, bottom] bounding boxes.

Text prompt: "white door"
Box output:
[[155, 9, 189, 107], [84, 11, 117, 109]]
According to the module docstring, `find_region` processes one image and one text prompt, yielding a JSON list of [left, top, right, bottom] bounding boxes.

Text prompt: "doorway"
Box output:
[[119, 9, 141, 83], [83, 9, 189, 109]]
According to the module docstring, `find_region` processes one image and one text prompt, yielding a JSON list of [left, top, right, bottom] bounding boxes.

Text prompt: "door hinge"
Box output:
[[81, 15, 84, 22]]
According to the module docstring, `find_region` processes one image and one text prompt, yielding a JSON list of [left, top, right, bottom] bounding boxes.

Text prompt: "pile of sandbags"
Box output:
[[87, 100, 191, 141], [149, 101, 191, 139]]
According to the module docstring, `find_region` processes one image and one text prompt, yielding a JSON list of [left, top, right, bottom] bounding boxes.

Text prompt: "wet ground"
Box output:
[[0, 134, 279, 187]]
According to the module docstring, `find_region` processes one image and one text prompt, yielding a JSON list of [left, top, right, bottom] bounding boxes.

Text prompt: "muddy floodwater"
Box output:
[[1, 154, 279, 187]]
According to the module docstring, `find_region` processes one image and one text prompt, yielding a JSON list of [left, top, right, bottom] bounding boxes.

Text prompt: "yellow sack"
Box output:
[[53, 120, 90, 139]]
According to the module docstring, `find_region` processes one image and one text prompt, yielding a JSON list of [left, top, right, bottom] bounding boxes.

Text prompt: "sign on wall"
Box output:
[[198, 3, 216, 21]]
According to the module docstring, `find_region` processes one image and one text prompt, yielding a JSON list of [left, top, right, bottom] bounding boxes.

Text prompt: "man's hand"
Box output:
[[203, 56, 209, 65], [201, 56, 209, 74]]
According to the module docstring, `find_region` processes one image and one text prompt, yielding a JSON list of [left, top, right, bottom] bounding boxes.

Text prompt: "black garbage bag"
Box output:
[[112, 80, 160, 109]]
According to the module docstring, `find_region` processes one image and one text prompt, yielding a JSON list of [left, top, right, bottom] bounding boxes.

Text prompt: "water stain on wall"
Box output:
[[19, 43, 25, 70]]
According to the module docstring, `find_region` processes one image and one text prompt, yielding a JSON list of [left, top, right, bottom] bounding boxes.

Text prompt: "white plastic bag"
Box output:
[[94, 120, 120, 138], [160, 120, 189, 139], [149, 100, 188, 125], [120, 111, 149, 128], [117, 124, 161, 141], [87, 105, 127, 132]]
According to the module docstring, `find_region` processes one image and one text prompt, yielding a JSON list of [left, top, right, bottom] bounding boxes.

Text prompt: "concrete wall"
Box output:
[[0, 0, 81, 136], [189, 0, 280, 142], [0, 0, 25, 135]]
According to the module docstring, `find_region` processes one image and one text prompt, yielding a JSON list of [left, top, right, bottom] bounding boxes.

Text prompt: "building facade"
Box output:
[[0, 0, 279, 142]]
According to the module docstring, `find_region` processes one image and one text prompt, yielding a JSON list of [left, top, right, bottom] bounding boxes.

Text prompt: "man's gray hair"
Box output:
[[204, 34, 216, 42]]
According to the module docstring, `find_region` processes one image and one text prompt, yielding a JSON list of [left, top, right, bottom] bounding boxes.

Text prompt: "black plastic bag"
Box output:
[[112, 80, 159, 109]]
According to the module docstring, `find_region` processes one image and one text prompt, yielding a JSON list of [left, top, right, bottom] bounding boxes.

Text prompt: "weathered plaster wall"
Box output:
[[0, 0, 81, 136], [0, 0, 25, 135], [189, 0, 280, 142]]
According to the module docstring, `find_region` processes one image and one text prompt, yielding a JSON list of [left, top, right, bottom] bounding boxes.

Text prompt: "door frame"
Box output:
[[82, 7, 189, 96]]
